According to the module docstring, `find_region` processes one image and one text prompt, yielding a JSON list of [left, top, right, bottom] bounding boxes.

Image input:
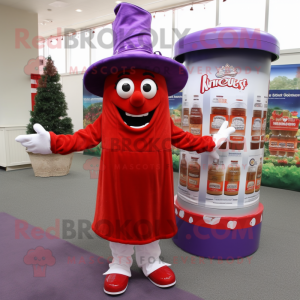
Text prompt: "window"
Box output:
[[174, 1, 216, 43], [91, 24, 113, 64], [44, 37, 66, 74], [219, 0, 266, 31], [39, 45, 44, 58], [41, 1, 300, 76], [68, 30, 90, 74], [268, 0, 300, 50], [151, 10, 173, 58]]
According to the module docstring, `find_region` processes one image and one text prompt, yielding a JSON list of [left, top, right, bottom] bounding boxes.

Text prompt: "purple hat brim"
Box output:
[[83, 51, 188, 97]]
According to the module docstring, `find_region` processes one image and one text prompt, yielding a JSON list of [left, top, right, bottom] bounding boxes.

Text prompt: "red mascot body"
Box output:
[[50, 69, 215, 245], [16, 3, 234, 295]]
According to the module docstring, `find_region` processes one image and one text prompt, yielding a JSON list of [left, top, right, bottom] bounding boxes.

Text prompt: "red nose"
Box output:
[[130, 91, 145, 107]]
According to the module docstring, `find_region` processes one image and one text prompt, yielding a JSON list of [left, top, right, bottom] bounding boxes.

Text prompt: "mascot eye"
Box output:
[[141, 79, 157, 99], [116, 78, 134, 99]]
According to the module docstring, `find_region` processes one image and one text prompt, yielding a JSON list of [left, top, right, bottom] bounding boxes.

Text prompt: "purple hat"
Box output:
[[83, 3, 188, 97]]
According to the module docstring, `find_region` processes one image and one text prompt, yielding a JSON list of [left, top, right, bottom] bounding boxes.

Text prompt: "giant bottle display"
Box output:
[[173, 27, 280, 259]]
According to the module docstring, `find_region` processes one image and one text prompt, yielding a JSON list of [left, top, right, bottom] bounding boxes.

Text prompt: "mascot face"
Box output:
[[103, 69, 168, 130]]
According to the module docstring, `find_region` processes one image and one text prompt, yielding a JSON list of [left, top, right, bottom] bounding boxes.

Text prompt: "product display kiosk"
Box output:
[[173, 27, 280, 259]]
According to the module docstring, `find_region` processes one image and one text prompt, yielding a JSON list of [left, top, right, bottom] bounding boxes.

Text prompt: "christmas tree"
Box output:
[[27, 56, 74, 135]]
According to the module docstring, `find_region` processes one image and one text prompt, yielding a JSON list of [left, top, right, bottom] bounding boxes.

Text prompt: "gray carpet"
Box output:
[[1, 153, 300, 300]]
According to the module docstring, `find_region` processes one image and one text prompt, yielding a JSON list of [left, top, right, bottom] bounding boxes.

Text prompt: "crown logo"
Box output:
[[249, 158, 256, 166], [216, 64, 238, 78]]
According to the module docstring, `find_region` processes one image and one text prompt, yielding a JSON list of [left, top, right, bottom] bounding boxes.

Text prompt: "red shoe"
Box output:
[[104, 274, 129, 295], [148, 266, 176, 288]]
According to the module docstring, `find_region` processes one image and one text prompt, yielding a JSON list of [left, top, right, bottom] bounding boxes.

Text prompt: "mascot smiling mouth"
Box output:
[[117, 107, 156, 128]]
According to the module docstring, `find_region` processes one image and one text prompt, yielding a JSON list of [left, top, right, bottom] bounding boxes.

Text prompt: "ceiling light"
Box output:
[[76, 9, 82, 12], [116, 1, 122, 3]]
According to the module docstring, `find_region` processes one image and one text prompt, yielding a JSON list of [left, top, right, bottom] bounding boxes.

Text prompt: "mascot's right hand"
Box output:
[[15, 124, 52, 155], [209, 121, 235, 160]]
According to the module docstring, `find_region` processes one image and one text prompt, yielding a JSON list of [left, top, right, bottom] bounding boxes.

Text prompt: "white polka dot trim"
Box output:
[[250, 218, 256, 226], [203, 216, 221, 225], [227, 221, 237, 230], [174, 197, 264, 230]]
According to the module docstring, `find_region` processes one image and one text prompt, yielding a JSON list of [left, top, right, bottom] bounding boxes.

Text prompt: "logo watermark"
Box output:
[[15, 218, 255, 241], [23, 246, 56, 277]]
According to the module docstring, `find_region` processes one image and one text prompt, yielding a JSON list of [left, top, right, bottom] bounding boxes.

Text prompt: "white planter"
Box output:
[[28, 152, 74, 177]]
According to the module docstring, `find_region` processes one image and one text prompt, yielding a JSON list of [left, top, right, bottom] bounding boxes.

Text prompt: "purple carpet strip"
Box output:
[[0, 212, 203, 300]]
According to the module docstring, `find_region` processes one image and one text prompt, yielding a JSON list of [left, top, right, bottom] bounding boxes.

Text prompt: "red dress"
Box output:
[[50, 97, 215, 245]]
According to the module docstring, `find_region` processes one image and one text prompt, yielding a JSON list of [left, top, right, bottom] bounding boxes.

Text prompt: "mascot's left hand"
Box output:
[[210, 121, 235, 160], [15, 124, 52, 155]]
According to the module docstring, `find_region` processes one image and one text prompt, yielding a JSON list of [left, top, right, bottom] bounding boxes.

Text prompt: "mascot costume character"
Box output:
[[16, 3, 234, 296]]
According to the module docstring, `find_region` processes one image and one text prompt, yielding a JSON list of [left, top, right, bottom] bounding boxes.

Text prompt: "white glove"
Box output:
[[210, 121, 236, 159], [15, 123, 52, 154]]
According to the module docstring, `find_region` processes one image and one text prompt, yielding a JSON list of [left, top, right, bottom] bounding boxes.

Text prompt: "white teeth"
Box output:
[[130, 123, 149, 128], [124, 121, 149, 129], [125, 112, 149, 117]]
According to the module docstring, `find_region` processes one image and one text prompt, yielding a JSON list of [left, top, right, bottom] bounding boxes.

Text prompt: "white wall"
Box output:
[[272, 50, 300, 66], [61, 74, 84, 132], [0, 4, 38, 126]]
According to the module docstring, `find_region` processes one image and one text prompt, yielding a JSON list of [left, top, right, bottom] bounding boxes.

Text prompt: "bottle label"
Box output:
[[287, 142, 295, 149], [188, 172, 199, 178], [245, 180, 255, 192], [188, 177, 200, 190], [180, 173, 187, 185], [182, 115, 189, 127], [230, 136, 244, 142], [279, 142, 286, 148], [210, 114, 229, 132], [270, 141, 278, 147], [224, 181, 240, 192], [252, 117, 262, 131], [230, 116, 246, 135], [252, 136, 260, 142], [255, 178, 261, 190], [190, 126, 201, 136], [207, 181, 223, 192]]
